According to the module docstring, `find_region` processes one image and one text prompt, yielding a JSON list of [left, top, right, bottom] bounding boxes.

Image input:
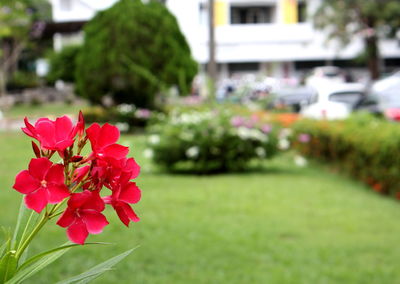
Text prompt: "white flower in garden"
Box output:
[[237, 127, 251, 140], [143, 148, 154, 159], [115, 122, 129, 132], [279, 128, 293, 139], [117, 104, 134, 114], [278, 139, 290, 150], [255, 147, 266, 158], [149, 134, 160, 145], [186, 146, 200, 158], [250, 129, 268, 142], [294, 155, 307, 167]]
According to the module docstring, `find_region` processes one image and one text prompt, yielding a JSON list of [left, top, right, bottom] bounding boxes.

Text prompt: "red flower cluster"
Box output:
[[13, 113, 141, 244]]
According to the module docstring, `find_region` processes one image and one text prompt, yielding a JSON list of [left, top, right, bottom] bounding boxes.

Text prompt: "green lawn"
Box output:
[[3, 103, 87, 120], [1, 132, 400, 283]]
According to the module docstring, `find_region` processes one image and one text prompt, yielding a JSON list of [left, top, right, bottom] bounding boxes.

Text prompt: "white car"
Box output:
[[305, 66, 346, 90], [301, 83, 366, 120]]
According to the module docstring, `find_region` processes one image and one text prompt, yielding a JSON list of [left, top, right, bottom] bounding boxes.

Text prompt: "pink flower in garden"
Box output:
[[104, 172, 141, 226], [57, 190, 109, 245], [22, 115, 81, 152], [230, 116, 245, 127], [86, 123, 129, 160], [135, 109, 151, 119], [261, 124, 272, 134], [298, 133, 311, 143], [13, 158, 70, 213]]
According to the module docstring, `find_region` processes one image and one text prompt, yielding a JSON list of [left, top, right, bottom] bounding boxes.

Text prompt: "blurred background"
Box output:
[[1, 0, 400, 283]]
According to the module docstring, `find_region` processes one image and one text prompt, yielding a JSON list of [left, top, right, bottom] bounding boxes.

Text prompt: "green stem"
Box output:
[[14, 214, 48, 261], [15, 211, 35, 251]]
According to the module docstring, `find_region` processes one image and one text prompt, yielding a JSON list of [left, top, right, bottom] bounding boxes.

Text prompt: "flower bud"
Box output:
[[31, 141, 41, 158]]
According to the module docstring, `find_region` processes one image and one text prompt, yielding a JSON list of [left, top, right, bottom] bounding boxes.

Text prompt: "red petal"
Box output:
[[29, 158, 52, 180], [57, 208, 76, 228], [45, 164, 65, 184], [55, 116, 74, 141], [13, 170, 40, 194], [103, 144, 129, 159], [47, 183, 70, 203], [114, 204, 130, 227], [35, 120, 56, 149], [98, 124, 120, 148], [86, 123, 101, 149], [22, 117, 37, 138], [54, 139, 74, 151], [67, 219, 88, 245], [115, 203, 139, 226], [81, 190, 105, 211], [24, 187, 48, 213], [119, 182, 141, 204], [82, 210, 109, 234], [125, 158, 140, 179], [68, 190, 92, 209]]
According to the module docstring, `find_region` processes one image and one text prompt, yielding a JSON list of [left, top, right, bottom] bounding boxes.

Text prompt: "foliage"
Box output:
[[313, 0, 400, 79], [147, 107, 280, 173], [292, 113, 400, 197], [46, 45, 81, 84], [76, 0, 198, 108]]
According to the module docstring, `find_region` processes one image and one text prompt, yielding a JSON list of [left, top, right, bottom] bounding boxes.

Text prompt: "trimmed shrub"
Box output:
[[292, 114, 400, 198], [76, 0, 198, 108], [146, 107, 280, 173]]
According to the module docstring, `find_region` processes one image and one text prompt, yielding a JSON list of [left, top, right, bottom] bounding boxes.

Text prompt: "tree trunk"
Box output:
[[0, 67, 6, 99], [365, 35, 380, 80]]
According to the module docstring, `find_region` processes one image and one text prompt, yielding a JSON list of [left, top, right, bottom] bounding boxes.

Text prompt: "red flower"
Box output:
[[104, 173, 141, 226], [22, 116, 79, 152], [86, 123, 129, 160], [13, 158, 70, 213], [57, 190, 109, 244]]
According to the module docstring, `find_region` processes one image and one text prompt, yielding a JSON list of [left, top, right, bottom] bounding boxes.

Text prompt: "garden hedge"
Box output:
[[292, 114, 400, 198]]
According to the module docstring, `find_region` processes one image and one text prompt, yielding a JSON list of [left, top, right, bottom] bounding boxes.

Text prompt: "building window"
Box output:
[[298, 1, 307, 23], [230, 6, 275, 24], [228, 62, 260, 74], [199, 2, 209, 25], [60, 0, 72, 11]]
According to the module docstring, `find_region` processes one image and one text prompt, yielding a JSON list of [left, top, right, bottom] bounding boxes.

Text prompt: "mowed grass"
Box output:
[[1, 132, 400, 283], [3, 103, 87, 120]]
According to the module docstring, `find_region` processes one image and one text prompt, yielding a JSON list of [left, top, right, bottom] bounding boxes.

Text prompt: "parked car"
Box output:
[[305, 66, 347, 90], [271, 86, 317, 112], [301, 83, 366, 120], [371, 71, 400, 121]]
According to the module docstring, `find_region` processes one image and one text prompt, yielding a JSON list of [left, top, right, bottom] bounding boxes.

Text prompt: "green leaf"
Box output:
[[56, 247, 137, 284], [6, 243, 71, 284], [11, 198, 34, 251], [6, 242, 109, 284], [0, 251, 18, 283]]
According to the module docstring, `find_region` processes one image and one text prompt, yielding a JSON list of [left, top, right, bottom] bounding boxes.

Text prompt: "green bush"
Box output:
[[292, 114, 400, 198], [46, 45, 81, 84], [76, 0, 198, 108], [147, 107, 280, 173]]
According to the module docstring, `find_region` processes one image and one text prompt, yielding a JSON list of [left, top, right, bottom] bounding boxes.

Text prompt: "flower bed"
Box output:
[[147, 108, 280, 173], [292, 114, 400, 198]]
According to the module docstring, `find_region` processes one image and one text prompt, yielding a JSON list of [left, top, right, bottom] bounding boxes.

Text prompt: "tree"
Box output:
[[0, 0, 49, 97], [76, 0, 198, 108], [47, 45, 81, 84], [313, 0, 400, 80]]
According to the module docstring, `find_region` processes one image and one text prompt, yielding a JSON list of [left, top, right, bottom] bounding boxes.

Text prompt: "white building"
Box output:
[[50, 0, 400, 79]]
